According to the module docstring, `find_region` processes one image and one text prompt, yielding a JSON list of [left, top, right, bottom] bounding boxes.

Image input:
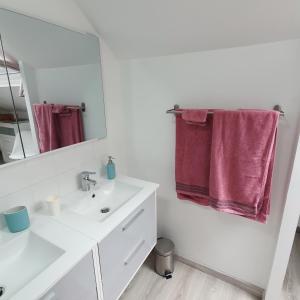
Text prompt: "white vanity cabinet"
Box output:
[[39, 252, 99, 300], [98, 192, 157, 300]]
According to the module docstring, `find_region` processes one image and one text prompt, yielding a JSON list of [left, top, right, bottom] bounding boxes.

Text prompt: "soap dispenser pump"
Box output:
[[106, 156, 116, 180]]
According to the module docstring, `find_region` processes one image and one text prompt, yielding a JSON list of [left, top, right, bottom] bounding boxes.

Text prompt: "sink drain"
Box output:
[[100, 207, 110, 214], [0, 286, 5, 297]]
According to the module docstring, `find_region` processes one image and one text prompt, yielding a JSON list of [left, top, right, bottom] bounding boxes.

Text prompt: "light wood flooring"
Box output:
[[121, 234, 300, 300], [281, 232, 300, 300], [120, 257, 259, 300]]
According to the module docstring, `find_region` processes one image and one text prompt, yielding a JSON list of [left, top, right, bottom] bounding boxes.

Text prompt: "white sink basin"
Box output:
[[0, 231, 64, 299], [68, 180, 142, 222]]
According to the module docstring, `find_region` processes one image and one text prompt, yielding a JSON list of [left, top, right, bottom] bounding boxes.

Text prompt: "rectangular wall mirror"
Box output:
[[0, 8, 106, 166]]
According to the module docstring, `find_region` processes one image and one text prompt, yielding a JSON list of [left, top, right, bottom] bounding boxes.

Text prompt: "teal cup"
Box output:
[[3, 206, 30, 233]]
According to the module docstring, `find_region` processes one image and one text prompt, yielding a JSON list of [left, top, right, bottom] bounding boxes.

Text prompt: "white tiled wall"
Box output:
[[0, 139, 108, 228]]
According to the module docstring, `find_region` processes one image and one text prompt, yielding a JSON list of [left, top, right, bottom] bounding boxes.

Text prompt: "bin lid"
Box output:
[[155, 238, 175, 256]]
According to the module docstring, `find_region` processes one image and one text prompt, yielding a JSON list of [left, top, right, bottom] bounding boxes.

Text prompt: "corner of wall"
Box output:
[[99, 39, 129, 174]]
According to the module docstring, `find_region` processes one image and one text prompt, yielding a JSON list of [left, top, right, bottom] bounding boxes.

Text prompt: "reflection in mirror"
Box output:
[[0, 8, 106, 164], [0, 34, 26, 165]]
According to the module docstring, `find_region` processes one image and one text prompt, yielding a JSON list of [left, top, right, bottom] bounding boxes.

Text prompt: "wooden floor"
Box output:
[[281, 233, 300, 300], [120, 257, 259, 300], [121, 233, 300, 300]]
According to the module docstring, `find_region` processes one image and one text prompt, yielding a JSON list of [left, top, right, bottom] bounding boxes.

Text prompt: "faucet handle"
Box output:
[[86, 171, 96, 175], [81, 171, 96, 178], [80, 171, 97, 192]]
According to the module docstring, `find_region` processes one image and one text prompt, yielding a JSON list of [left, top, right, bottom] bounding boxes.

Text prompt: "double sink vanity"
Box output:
[[0, 176, 158, 300]]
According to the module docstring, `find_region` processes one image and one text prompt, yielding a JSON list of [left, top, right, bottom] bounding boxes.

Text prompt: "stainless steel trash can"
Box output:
[[154, 238, 175, 279]]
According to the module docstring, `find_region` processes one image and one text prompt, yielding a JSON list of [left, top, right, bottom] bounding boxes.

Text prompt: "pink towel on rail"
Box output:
[[52, 106, 84, 149], [33, 104, 59, 152], [209, 110, 279, 222], [176, 109, 212, 205], [175, 109, 279, 223], [182, 109, 208, 123], [33, 104, 84, 153]]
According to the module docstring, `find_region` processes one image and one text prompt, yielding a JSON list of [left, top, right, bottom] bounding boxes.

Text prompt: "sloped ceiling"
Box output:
[[0, 8, 100, 69], [75, 0, 300, 58]]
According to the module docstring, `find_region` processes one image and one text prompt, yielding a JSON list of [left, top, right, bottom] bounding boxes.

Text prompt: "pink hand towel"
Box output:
[[209, 110, 279, 223], [182, 109, 208, 123]]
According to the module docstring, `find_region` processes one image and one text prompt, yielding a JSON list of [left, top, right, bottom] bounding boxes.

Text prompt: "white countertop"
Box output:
[[1, 216, 97, 300], [42, 175, 159, 242], [1, 175, 158, 300]]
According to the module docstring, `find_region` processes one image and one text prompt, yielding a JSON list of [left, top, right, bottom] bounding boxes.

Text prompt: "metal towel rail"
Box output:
[[166, 104, 285, 117]]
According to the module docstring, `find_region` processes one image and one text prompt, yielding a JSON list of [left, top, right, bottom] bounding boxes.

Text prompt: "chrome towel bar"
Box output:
[[166, 104, 285, 117]]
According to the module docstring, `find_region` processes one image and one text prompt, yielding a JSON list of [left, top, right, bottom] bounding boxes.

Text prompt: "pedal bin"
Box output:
[[154, 238, 175, 279]]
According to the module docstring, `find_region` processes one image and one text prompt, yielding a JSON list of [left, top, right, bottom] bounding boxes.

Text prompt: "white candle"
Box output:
[[46, 195, 61, 216]]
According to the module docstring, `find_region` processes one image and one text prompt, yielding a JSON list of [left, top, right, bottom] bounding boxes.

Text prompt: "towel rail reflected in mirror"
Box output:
[[166, 104, 285, 117], [42, 101, 86, 112]]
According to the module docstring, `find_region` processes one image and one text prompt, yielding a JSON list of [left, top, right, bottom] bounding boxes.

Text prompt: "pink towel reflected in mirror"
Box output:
[[33, 103, 84, 153]]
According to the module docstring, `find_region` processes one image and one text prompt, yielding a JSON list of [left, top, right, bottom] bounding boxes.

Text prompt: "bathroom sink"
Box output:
[[0, 231, 64, 299], [68, 180, 142, 222]]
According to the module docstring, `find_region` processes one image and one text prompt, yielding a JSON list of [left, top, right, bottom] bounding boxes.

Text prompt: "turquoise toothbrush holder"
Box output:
[[3, 206, 30, 233]]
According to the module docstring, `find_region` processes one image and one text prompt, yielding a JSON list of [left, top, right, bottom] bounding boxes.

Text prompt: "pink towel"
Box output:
[[176, 109, 279, 223], [209, 110, 279, 222], [182, 109, 208, 124], [176, 110, 212, 205], [33, 104, 84, 153], [52, 106, 84, 149], [33, 104, 59, 152]]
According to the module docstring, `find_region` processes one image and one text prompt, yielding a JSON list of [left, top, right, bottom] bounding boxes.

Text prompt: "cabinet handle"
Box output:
[[122, 209, 144, 232], [124, 239, 145, 266], [42, 292, 56, 300]]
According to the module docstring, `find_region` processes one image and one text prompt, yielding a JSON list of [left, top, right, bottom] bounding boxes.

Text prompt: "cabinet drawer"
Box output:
[[39, 252, 98, 300], [99, 193, 156, 300]]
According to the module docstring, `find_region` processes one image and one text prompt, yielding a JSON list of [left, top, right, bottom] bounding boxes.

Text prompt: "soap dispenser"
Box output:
[[106, 156, 116, 179]]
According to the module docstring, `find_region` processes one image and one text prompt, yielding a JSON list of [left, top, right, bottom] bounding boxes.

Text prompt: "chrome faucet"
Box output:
[[80, 171, 97, 191]]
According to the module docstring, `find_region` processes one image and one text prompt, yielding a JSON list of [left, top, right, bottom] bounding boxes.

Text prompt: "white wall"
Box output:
[[121, 39, 300, 288], [265, 127, 300, 300], [100, 39, 128, 173]]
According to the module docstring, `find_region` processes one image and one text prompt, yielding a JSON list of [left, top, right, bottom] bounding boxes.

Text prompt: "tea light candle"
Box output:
[[46, 195, 61, 216]]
